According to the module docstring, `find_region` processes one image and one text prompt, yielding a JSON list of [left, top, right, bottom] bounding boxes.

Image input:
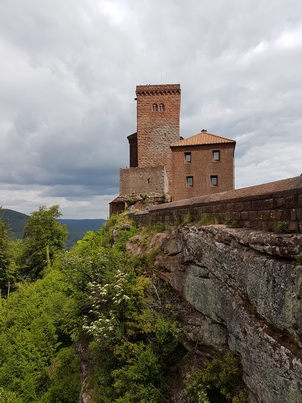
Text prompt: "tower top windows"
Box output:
[[152, 103, 165, 112]]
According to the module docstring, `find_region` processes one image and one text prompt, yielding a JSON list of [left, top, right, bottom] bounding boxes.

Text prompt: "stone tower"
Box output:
[[135, 84, 181, 190], [120, 84, 181, 200]]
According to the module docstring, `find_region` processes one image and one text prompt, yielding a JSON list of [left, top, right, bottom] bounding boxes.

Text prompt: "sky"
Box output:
[[0, 0, 301, 219]]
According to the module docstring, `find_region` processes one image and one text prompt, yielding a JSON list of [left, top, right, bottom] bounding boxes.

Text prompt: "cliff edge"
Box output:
[[127, 224, 302, 402]]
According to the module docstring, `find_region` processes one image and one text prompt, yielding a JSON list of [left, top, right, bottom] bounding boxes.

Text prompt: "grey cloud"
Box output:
[[0, 0, 302, 218]]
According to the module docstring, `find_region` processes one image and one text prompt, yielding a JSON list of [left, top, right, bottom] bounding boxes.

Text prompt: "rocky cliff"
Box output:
[[127, 224, 302, 402]]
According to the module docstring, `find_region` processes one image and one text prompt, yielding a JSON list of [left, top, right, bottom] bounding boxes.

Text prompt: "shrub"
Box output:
[[186, 352, 247, 403], [275, 221, 289, 234], [294, 254, 302, 266]]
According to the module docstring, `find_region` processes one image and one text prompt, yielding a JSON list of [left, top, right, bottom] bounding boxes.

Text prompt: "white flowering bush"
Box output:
[[63, 215, 183, 402], [83, 270, 133, 342]]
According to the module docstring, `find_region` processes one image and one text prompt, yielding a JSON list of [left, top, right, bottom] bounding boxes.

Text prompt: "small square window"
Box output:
[[186, 176, 193, 187], [213, 151, 220, 161], [211, 175, 218, 186], [185, 152, 191, 163]]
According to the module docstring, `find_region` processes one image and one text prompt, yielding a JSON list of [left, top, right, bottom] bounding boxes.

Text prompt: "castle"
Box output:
[[110, 84, 236, 215]]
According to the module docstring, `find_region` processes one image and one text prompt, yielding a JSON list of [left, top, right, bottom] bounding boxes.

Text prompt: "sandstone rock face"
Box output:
[[128, 225, 302, 402]]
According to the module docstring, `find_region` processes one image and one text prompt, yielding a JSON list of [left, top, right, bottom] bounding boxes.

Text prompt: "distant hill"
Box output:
[[57, 218, 106, 249], [1, 209, 29, 239], [1, 209, 106, 249]]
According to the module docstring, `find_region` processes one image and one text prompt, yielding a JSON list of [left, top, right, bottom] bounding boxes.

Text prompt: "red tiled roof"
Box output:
[[109, 197, 119, 204], [127, 132, 137, 140], [170, 130, 235, 147]]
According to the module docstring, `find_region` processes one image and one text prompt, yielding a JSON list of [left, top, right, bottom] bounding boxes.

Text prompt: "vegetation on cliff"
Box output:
[[0, 207, 246, 402], [0, 210, 184, 401]]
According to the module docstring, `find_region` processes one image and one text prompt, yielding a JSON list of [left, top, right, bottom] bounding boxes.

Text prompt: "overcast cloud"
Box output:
[[0, 0, 301, 218]]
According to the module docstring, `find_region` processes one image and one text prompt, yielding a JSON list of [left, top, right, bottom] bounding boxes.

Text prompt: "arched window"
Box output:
[[152, 104, 158, 112], [159, 103, 165, 112]]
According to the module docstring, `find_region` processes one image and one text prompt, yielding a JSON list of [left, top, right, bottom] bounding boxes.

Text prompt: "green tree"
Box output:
[[0, 210, 11, 296], [0, 268, 81, 402], [21, 205, 67, 279], [0, 209, 19, 297]]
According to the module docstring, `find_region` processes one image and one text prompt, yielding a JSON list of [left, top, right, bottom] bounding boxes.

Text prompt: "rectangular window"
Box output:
[[185, 152, 191, 163], [213, 150, 220, 161], [186, 176, 193, 187], [211, 175, 218, 186]]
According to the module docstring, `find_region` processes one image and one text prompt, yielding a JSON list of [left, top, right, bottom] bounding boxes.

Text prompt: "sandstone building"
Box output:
[[171, 130, 236, 201], [110, 84, 236, 215]]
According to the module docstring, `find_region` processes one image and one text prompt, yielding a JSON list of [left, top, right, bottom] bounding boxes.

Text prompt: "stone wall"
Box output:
[[119, 166, 168, 197], [131, 176, 302, 233]]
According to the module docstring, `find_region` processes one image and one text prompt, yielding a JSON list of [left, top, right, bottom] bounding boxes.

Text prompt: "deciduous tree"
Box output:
[[21, 205, 67, 279], [0, 209, 19, 297]]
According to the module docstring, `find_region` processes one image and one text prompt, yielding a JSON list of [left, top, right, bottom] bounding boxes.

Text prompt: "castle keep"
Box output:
[[110, 84, 236, 215], [120, 84, 181, 201]]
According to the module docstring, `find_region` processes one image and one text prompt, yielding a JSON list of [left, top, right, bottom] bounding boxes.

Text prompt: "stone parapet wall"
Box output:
[[120, 166, 168, 198], [131, 176, 302, 232]]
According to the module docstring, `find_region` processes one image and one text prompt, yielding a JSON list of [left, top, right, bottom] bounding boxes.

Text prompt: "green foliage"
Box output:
[[0, 269, 81, 402], [64, 215, 183, 402], [183, 212, 194, 223], [0, 209, 20, 296], [226, 220, 241, 228], [274, 221, 289, 234], [187, 352, 247, 403], [1, 208, 105, 249], [57, 218, 106, 249], [294, 254, 302, 266], [0, 387, 23, 403], [140, 193, 149, 204], [182, 212, 221, 226], [196, 213, 220, 225], [126, 197, 137, 206], [0, 212, 185, 402], [0, 211, 12, 296], [21, 205, 67, 279], [41, 347, 81, 403], [143, 221, 167, 234]]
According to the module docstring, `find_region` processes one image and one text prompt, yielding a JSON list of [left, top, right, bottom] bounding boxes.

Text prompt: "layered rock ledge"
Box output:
[[127, 225, 302, 402]]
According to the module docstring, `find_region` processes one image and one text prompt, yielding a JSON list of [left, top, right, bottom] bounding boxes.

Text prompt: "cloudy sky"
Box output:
[[0, 0, 301, 219]]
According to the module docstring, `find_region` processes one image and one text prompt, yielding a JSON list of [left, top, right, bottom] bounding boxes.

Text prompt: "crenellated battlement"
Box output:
[[136, 84, 181, 96]]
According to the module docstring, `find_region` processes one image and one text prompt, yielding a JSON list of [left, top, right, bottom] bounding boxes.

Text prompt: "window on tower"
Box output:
[[186, 176, 193, 187], [152, 104, 158, 112], [159, 103, 165, 111], [211, 175, 218, 186]]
